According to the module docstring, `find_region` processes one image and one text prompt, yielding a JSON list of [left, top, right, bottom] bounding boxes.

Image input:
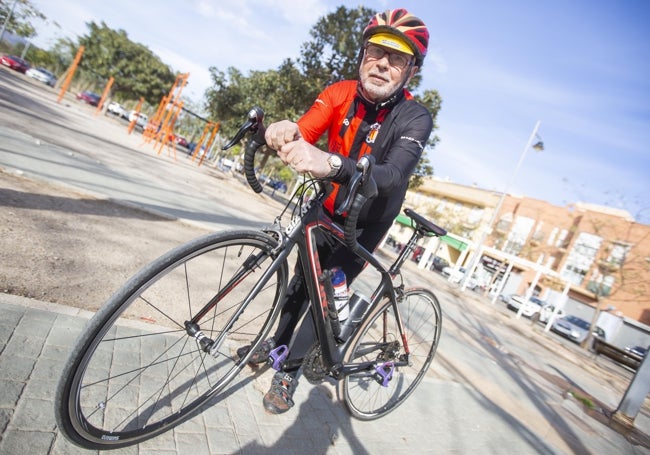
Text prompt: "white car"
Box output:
[[107, 101, 127, 119], [506, 295, 542, 317], [507, 295, 564, 321], [551, 315, 606, 343], [442, 266, 484, 290], [128, 110, 149, 129], [26, 67, 56, 87], [442, 266, 466, 283], [537, 303, 565, 323]]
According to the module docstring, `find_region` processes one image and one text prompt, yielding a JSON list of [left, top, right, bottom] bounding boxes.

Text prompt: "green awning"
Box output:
[[395, 214, 414, 227], [440, 235, 468, 251], [395, 214, 468, 251]]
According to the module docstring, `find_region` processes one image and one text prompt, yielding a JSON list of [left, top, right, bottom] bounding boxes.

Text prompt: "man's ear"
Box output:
[[407, 66, 419, 84]]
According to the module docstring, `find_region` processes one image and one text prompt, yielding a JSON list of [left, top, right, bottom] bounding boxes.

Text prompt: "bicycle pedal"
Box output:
[[374, 361, 394, 387], [268, 344, 289, 371]]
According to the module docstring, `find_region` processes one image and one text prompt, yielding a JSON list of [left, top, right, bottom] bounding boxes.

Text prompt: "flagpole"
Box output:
[[460, 121, 543, 291]]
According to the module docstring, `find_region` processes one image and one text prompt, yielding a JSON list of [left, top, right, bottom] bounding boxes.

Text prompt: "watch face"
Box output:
[[330, 155, 342, 167]]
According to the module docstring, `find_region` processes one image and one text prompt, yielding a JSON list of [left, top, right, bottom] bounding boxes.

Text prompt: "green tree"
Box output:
[[0, 0, 45, 40], [74, 21, 177, 105], [297, 5, 373, 100]]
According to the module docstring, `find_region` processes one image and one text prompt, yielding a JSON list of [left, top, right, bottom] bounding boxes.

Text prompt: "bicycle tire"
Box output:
[[55, 230, 288, 449], [340, 287, 442, 420]]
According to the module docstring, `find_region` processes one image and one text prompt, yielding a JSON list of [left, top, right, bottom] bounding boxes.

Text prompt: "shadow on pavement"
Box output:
[[0, 187, 169, 220]]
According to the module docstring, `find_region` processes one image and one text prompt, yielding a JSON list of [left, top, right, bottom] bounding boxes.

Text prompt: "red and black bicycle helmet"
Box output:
[[363, 9, 429, 66]]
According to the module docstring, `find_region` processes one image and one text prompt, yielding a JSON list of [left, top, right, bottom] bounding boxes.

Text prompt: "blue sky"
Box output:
[[28, 0, 650, 223]]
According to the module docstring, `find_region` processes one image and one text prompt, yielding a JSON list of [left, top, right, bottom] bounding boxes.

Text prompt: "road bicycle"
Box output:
[[55, 106, 445, 450]]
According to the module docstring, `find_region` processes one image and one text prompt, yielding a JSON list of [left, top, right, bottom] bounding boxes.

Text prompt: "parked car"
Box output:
[[1, 54, 29, 73], [412, 245, 424, 262], [106, 101, 127, 118], [128, 110, 148, 129], [174, 135, 189, 148], [551, 315, 606, 344], [25, 67, 56, 86], [268, 179, 288, 193], [506, 294, 544, 318], [441, 267, 483, 290], [442, 266, 466, 283], [536, 303, 565, 323], [77, 90, 101, 106], [625, 345, 648, 358], [430, 256, 449, 273], [506, 295, 552, 318]]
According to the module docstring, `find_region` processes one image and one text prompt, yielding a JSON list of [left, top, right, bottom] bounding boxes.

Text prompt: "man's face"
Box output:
[[359, 43, 415, 103]]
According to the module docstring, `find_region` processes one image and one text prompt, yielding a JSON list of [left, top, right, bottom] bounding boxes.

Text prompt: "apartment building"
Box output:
[[389, 178, 650, 337]]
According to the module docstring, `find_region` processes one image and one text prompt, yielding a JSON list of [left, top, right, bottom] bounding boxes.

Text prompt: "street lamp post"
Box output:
[[460, 121, 544, 291], [0, 0, 19, 44]]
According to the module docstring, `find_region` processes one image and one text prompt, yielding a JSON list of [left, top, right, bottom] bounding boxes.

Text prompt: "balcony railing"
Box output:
[[598, 259, 621, 273], [586, 280, 612, 297]]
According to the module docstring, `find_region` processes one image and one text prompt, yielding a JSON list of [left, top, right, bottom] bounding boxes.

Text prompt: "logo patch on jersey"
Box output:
[[366, 122, 381, 144]]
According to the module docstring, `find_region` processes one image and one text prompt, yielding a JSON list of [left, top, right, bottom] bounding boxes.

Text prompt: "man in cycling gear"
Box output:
[[243, 8, 433, 415]]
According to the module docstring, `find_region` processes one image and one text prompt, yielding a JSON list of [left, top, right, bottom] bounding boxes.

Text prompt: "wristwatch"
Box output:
[[326, 154, 342, 178]]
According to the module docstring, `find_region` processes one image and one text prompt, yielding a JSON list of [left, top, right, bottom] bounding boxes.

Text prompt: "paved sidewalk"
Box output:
[[1, 293, 649, 454]]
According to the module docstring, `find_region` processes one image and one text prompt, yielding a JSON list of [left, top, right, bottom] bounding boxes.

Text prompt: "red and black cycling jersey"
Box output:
[[297, 80, 433, 226]]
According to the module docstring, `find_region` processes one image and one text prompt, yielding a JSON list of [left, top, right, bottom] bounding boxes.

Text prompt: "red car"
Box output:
[[76, 90, 101, 106], [1, 54, 30, 73], [175, 135, 189, 148]]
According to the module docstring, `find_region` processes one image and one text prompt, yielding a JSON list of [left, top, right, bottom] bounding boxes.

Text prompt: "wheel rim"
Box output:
[[343, 290, 441, 419], [63, 233, 286, 446]]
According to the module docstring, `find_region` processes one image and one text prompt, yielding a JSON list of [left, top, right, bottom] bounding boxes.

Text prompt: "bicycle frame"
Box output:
[[186, 182, 424, 381], [185, 106, 442, 382]]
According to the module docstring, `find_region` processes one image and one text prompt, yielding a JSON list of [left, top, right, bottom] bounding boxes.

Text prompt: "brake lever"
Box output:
[[335, 155, 376, 216], [222, 106, 264, 150]]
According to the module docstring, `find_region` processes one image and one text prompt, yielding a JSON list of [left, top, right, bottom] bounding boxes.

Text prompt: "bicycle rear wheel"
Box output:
[[55, 230, 288, 449], [340, 288, 442, 420]]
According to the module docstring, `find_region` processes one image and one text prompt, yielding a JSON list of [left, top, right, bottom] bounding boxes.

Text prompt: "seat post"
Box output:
[[388, 229, 423, 275]]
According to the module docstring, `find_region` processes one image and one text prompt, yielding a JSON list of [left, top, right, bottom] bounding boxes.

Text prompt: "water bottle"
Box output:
[[331, 268, 349, 322]]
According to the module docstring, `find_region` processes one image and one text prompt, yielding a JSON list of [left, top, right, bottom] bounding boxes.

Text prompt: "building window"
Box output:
[[555, 229, 568, 248], [503, 216, 534, 255], [547, 227, 558, 246], [607, 242, 631, 268], [560, 232, 602, 286], [531, 222, 544, 244], [468, 207, 484, 225], [587, 274, 615, 297], [495, 212, 513, 234]]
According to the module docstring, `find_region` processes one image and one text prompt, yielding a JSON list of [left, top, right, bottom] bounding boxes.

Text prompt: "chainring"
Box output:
[[302, 342, 328, 384]]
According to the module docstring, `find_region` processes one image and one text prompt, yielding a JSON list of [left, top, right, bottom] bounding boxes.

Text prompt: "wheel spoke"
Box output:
[[56, 231, 287, 449], [342, 289, 442, 420]]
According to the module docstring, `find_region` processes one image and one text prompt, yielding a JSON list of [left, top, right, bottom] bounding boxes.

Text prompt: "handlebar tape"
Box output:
[[343, 194, 368, 252], [244, 138, 265, 193]]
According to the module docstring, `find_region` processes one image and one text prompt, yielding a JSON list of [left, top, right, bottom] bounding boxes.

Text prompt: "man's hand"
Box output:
[[265, 120, 333, 178], [265, 120, 302, 150], [276, 140, 332, 178]]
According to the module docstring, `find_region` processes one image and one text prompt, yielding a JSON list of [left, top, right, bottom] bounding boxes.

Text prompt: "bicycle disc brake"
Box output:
[[303, 342, 327, 384]]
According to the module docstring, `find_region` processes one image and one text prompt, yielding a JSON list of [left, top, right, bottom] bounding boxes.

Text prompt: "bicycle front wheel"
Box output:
[[340, 288, 442, 420], [55, 230, 288, 449]]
